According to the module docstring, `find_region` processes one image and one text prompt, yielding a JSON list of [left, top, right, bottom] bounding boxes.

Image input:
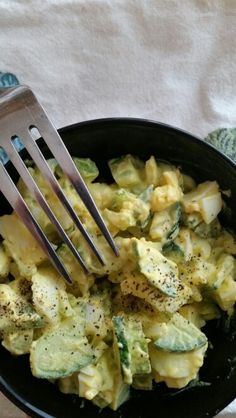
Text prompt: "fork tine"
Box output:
[[0, 160, 73, 285], [23, 92, 118, 256], [15, 128, 105, 265], [3, 141, 89, 273], [38, 124, 119, 256]]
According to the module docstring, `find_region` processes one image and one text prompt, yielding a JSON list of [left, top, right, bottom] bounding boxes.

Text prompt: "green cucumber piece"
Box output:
[[108, 155, 144, 188], [30, 318, 94, 379], [154, 313, 207, 353], [132, 238, 180, 297], [113, 316, 151, 384]]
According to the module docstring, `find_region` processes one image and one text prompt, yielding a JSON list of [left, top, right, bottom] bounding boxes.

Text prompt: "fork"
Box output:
[[0, 85, 118, 284]]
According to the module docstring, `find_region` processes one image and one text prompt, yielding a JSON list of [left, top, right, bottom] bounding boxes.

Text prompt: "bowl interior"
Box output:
[[0, 118, 236, 418]]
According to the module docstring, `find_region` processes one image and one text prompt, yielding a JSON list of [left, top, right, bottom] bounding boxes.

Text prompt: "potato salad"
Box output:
[[0, 154, 236, 410]]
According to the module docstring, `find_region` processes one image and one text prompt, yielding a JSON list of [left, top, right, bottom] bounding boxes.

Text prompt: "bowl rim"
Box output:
[[1, 116, 236, 418], [58, 116, 236, 170]]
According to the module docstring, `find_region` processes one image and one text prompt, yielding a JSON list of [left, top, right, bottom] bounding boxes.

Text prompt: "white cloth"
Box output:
[[0, 0, 235, 416], [1, 0, 236, 137]]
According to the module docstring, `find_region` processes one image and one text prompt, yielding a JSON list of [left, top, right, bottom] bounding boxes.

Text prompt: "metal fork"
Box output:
[[0, 85, 118, 284]]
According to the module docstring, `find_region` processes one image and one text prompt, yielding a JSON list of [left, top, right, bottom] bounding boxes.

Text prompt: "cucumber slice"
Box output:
[[73, 158, 99, 182], [154, 313, 207, 352], [108, 155, 144, 188], [132, 238, 180, 297], [55, 158, 99, 182], [113, 316, 151, 384], [139, 185, 154, 203], [194, 218, 221, 239], [162, 241, 184, 261], [30, 318, 94, 379], [113, 316, 130, 381], [149, 203, 181, 242], [167, 203, 182, 240]]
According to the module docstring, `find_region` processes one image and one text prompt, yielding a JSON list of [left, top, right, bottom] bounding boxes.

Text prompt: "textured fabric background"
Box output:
[[0, 0, 235, 417], [0, 0, 235, 136]]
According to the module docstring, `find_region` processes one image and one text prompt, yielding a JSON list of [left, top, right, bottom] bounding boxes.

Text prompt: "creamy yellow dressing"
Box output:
[[0, 155, 235, 410]]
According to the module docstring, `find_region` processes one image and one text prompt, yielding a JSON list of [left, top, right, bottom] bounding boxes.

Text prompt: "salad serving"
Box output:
[[0, 154, 236, 410]]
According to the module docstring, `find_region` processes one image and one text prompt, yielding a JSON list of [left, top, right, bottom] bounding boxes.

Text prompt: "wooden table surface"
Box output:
[[0, 393, 24, 418]]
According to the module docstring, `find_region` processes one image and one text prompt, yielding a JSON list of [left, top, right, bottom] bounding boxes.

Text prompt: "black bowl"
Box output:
[[1, 118, 236, 418]]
